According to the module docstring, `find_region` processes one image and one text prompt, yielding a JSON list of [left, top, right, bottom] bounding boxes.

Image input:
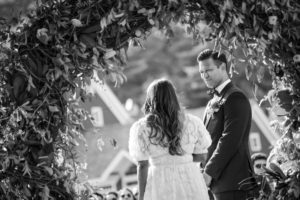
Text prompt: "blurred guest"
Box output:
[[106, 191, 119, 200], [251, 153, 267, 175], [89, 192, 104, 200], [251, 153, 273, 200], [119, 188, 135, 200]]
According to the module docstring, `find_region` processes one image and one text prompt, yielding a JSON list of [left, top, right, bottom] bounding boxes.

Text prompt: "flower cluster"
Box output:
[[206, 98, 226, 119]]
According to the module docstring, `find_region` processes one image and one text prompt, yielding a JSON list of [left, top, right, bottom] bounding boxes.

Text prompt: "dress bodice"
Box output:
[[129, 113, 212, 162]]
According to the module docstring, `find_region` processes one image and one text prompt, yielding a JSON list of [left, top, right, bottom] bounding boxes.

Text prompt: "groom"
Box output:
[[197, 49, 254, 200]]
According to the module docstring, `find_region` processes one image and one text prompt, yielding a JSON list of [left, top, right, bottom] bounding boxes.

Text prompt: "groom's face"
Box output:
[[198, 57, 224, 88]]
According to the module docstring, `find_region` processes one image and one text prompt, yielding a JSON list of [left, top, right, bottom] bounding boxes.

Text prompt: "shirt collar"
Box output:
[[215, 79, 231, 94]]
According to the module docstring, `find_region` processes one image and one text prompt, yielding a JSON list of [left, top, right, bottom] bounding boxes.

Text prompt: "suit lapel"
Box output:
[[204, 82, 234, 128], [219, 82, 233, 97]]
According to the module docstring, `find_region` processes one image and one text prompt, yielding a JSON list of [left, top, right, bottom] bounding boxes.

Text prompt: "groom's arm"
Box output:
[[204, 92, 251, 180]]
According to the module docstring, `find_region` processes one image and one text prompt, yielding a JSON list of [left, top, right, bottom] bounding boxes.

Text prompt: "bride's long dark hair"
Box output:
[[143, 79, 183, 155]]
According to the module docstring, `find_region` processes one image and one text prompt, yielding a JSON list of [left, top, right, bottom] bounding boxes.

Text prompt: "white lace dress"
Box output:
[[129, 113, 211, 200]]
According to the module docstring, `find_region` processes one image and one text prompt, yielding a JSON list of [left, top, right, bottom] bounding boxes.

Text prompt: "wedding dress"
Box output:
[[129, 113, 211, 200]]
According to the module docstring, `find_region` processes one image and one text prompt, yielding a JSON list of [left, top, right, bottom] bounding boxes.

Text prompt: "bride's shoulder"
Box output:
[[130, 117, 147, 131], [184, 113, 202, 123]]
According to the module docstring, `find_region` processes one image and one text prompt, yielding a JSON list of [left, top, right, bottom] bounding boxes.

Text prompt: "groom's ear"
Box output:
[[220, 63, 226, 71]]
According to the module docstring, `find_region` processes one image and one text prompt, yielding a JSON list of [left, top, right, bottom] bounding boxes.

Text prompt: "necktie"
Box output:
[[207, 88, 219, 97]]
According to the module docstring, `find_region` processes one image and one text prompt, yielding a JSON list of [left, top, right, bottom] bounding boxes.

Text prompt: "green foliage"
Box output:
[[0, 0, 299, 199]]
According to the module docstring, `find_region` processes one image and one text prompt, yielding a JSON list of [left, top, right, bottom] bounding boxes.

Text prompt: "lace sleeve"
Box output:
[[192, 115, 212, 154], [128, 120, 149, 161]]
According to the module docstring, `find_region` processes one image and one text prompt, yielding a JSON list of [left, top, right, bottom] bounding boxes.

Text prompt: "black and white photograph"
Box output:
[[0, 0, 299, 199]]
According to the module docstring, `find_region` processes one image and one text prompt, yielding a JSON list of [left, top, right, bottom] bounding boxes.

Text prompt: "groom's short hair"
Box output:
[[197, 49, 228, 72]]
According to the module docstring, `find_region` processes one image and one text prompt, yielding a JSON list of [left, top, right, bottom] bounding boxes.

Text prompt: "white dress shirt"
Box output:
[[215, 79, 231, 94]]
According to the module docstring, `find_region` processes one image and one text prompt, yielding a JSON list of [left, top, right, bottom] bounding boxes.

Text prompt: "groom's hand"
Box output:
[[203, 172, 212, 187]]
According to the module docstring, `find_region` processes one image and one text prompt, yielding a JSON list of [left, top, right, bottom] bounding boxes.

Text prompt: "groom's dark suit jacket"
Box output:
[[203, 82, 254, 194]]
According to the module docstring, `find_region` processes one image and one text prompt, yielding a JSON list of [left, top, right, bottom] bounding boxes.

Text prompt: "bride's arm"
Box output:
[[137, 160, 149, 200], [192, 153, 207, 163], [189, 114, 211, 168], [192, 153, 207, 170]]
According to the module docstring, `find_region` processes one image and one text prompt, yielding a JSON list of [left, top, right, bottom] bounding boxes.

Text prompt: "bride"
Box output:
[[129, 79, 211, 200]]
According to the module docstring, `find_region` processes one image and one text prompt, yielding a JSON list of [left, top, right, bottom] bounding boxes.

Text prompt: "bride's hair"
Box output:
[[143, 79, 183, 155]]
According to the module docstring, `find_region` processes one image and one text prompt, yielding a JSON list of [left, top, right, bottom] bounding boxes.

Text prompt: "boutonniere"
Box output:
[[207, 98, 226, 119]]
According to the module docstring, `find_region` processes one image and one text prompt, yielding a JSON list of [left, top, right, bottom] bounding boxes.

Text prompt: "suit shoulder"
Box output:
[[226, 86, 248, 100], [224, 87, 250, 107]]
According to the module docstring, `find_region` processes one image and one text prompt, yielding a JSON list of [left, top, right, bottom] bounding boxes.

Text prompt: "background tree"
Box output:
[[0, 0, 299, 199], [110, 26, 273, 109]]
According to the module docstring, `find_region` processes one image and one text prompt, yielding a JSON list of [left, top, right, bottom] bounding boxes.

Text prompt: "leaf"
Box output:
[[14, 110, 22, 122], [36, 28, 51, 45], [276, 89, 293, 104], [71, 19, 83, 27], [42, 185, 50, 200], [91, 55, 100, 67], [44, 166, 53, 176], [43, 64, 49, 74], [135, 29, 142, 37], [270, 89, 294, 116], [220, 10, 226, 23], [64, 181, 70, 193], [44, 130, 53, 143], [104, 50, 116, 59], [291, 183, 300, 198], [245, 65, 252, 80], [252, 83, 258, 101], [13, 74, 26, 99], [257, 67, 264, 83], [79, 34, 97, 48], [100, 17, 107, 29], [264, 166, 282, 179], [269, 163, 286, 179], [81, 24, 102, 34], [23, 185, 31, 197], [272, 105, 290, 117], [37, 161, 47, 167], [148, 18, 155, 25], [138, 8, 147, 14], [49, 106, 60, 112], [242, 2, 246, 13], [114, 12, 125, 18], [97, 137, 105, 152], [148, 8, 156, 14], [23, 161, 31, 177], [259, 95, 271, 108], [27, 75, 36, 89], [52, 57, 65, 66], [107, 11, 114, 23], [119, 19, 127, 26], [225, 0, 233, 10]]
